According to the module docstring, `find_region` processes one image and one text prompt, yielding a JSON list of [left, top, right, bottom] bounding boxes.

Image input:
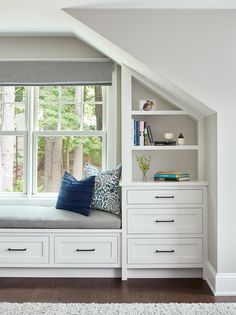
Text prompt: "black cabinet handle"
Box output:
[[155, 250, 175, 253], [155, 196, 174, 199], [76, 249, 95, 252], [8, 248, 27, 252], [155, 220, 174, 223]]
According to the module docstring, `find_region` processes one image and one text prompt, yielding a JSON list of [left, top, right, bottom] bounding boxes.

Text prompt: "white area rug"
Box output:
[[0, 303, 236, 315]]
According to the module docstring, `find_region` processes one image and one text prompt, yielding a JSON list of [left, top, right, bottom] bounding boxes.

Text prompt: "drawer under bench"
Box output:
[[0, 236, 49, 264]]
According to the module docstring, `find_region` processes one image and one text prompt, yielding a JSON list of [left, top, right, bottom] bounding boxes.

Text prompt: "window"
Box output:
[[0, 85, 107, 194]]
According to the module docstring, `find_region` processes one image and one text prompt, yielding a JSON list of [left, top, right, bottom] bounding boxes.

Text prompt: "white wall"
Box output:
[[68, 9, 236, 274], [0, 36, 105, 58]]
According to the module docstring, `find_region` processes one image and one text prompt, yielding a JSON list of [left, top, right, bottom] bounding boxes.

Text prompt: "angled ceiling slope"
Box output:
[[64, 9, 214, 117]]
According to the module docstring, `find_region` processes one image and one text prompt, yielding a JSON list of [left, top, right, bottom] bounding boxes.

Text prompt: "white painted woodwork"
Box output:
[[0, 236, 49, 264], [128, 238, 203, 264], [55, 236, 118, 265], [127, 208, 203, 234], [127, 189, 203, 205]]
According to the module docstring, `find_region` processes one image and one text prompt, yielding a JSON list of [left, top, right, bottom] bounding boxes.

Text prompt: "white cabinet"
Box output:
[[122, 184, 207, 280], [0, 232, 121, 271], [121, 66, 208, 280]]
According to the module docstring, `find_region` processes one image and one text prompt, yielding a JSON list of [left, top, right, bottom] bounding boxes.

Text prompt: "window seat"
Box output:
[[0, 206, 121, 229]]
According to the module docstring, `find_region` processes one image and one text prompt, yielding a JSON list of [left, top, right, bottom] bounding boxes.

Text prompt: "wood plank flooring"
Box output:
[[0, 278, 235, 303]]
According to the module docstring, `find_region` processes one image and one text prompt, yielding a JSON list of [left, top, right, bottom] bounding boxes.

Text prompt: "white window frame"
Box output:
[[0, 83, 117, 199]]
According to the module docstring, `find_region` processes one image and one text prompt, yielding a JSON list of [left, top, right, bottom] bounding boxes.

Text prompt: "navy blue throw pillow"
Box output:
[[56, 172, 95, 216]]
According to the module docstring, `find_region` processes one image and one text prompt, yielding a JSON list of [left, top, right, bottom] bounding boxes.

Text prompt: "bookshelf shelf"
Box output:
[[131, 110, 187, 116], [132, 145, 199, 151]]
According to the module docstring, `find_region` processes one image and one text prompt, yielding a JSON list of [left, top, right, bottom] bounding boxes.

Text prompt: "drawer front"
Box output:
[[127, 189, 202, 205], [55, 236, 118, 265], [128, 238, 202, 264], [0, 236, 49, 264], [127, 208, 202, 234]]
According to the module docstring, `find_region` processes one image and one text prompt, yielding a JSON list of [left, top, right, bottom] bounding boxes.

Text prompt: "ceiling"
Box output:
[[0, 0, 236, 34]]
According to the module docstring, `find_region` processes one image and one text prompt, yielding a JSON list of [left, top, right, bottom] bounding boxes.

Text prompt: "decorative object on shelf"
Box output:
[[164, 132, 174, 142], [154, 171, 190, 182], [154, 141, 176, 146], [136, 154, 151, 181], [139, 99, 156, 111], [177, 133, 185, 145]]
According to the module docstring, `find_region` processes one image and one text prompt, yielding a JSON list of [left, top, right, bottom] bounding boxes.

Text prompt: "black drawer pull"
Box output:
[[156, 220, 174, 223], [76, 249, 95, 252], [155, 250, 175, 253], [8, 248, 27, 252], [155, 196, 174, 199]]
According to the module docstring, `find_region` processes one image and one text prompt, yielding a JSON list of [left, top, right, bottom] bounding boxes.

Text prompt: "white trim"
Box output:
[[205, 260, 217, 295], [127, 268, 203, 279], [0, 267, 204, 279], [206, 261, 236, 296], [106, 64, 118, 169], [0, 131, 26, 135], [0, 58, 111, 62], [34, 130, 106, 136], [131, 110, 188, 116], [0, 268, 121, 278], [215, 273, 236, 296]]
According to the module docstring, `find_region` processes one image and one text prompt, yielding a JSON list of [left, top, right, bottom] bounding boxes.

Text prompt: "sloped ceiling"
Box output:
[[0, 2, 218, 115]]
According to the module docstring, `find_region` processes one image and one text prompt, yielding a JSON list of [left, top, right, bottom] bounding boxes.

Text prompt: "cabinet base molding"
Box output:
[[127, 268, 203, 279], [206, 261, 236, 296], [0, 268, 121, 278], [0, 267, 204, 279]]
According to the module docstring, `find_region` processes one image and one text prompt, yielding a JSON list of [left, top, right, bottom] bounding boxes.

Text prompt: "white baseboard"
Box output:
[[215, 273, 236, 296], [205, 261, 216, 294], [0, 267, 203, 279], [206, 260, 236, 296], [127, 268, 203, 278], [0, 268, 121, 278]]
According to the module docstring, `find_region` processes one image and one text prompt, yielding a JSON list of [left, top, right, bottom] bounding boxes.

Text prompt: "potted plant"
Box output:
[[136, 154, 151, 181]]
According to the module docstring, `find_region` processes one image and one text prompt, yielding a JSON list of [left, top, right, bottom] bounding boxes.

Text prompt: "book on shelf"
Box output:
[[140, 120, 144, 146], [154, 176, 190, 182], [147, 125, 154, 145], [132, 120, 154, 146], [154, 171, 190, 181], [154, 173, 189, 179], [155, 171, 189, 175]]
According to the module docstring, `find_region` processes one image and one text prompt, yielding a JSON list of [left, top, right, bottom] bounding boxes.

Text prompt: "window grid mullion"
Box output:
[[27, 87, 35, 196]]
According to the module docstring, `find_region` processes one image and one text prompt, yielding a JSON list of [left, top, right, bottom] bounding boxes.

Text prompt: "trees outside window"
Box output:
[[0, 85, 106, 194]]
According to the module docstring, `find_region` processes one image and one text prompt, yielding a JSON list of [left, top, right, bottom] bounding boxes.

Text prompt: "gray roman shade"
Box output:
[[0, 60, 113, 86]]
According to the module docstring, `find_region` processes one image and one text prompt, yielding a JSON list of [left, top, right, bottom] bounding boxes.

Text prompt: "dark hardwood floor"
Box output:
[[0, 278, 236, 303]]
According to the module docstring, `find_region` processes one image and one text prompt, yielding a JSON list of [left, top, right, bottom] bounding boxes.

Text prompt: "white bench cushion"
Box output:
[[0, 206, 121, 229]]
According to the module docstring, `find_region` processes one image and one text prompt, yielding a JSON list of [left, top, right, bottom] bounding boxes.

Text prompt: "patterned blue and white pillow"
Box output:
[[84, 163, 122, 215]]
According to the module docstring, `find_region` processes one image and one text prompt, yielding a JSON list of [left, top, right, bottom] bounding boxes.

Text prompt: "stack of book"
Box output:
[[132, 119, 153, 146], [154, 171, 190, 182]]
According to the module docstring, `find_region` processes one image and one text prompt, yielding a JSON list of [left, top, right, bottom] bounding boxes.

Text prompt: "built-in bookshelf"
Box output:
[[121, 67, 204, 182]]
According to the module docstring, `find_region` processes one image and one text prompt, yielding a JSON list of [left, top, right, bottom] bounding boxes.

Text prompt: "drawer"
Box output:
[[128, 238, 202, 264], [55, 236, 118, 265], [0, 236, 49, 264], [127, 208, 202, 234], [127, 189, 202, 205]]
